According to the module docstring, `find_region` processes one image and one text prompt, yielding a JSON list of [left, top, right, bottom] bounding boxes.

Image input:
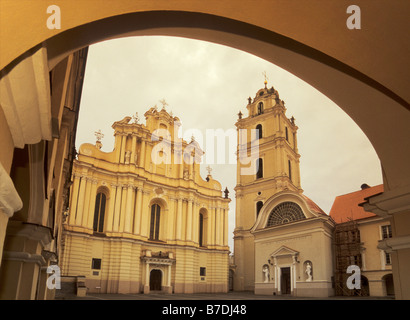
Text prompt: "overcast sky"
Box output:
[[76, 36, 383, 251]]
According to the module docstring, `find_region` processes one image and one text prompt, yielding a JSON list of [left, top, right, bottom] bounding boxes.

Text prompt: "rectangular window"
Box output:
[[381, 225, 392, 239], [91, 258, 102, 270], [385, 252, 391, 265], [200, 267, 206, 277], [256, 158, 263, 179], [288, 160, 292, 181]]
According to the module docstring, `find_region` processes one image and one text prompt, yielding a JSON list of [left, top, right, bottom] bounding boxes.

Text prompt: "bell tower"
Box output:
[[233, 78, 302, 291]]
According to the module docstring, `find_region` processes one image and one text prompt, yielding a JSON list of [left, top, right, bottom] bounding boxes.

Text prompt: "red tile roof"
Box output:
[[329, 184, 384, 223], [301, 194, 327, 216]]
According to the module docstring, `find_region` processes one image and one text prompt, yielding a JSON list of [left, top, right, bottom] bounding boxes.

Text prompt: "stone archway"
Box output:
[[1, 2, 409, 299]]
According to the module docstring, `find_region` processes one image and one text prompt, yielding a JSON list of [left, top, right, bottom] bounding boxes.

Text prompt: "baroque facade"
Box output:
[[60, 106, 231, 294]]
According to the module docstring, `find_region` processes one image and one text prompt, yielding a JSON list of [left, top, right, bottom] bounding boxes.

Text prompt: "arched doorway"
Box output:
[[150, 269, 162, 291], [383, 274, 394, 296]]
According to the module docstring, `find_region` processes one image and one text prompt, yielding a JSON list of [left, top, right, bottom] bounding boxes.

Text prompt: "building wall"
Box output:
[[61, 108, 230, 294], [358, 218, 393, 296], [0, 48, 88, 300], [253, 205, 334, 297]]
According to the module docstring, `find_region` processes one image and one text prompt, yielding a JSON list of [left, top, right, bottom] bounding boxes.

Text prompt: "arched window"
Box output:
[[256, 124, 262, 139], [257, 102, 264, 115], [256, 201, 264, 218], [256, 158, 263, 179], [150, 204, 161, 240], [93, 192, 106, 232], [266, 202, 305, 227], [199, 213, 204, 247]]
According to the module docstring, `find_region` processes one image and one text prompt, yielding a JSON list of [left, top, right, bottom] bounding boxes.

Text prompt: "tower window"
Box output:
[[256, 158, 263, 179], [256, 201, 264, 218], [256, 124, 262, 139], [257, 102, 264, 115], [288, 160, 292, 181], [285, 127, 289, 141], [93, 192, 106, 233], [150, 204, 161, 240]]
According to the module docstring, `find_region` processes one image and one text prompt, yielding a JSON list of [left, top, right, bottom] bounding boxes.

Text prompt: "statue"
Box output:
[[125, 150, 131, 164], [263, 265, 270, 283], [306, 262, 312, 281], [117, 116, 132, 124]]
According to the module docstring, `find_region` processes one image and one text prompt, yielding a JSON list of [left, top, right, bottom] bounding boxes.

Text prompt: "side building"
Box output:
[[0, 47, 89, 299], [330, 183, 394, 297], [61, 106, 231, 294]]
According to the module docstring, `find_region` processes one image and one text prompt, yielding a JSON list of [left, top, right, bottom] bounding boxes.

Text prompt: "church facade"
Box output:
[[61, 106, 231, 294], [233, 81, 335, 297]]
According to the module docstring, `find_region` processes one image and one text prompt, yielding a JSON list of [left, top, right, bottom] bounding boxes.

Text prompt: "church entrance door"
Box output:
[[150, 269, 162, 291], [281, 267, 291, 295]]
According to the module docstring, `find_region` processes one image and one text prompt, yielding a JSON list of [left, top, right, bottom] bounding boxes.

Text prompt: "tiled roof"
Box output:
[[329, 184, 384, 223], [301, 194, 327, 216]]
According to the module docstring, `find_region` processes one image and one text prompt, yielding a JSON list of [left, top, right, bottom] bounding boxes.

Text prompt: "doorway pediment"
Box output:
[[270, 245, 299, 258]]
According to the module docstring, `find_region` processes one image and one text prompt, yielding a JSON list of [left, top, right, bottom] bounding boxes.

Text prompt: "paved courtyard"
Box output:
[[56, 291, 394, 300]]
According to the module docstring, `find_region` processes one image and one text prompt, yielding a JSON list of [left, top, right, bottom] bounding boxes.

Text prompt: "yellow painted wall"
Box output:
[[61, 108, 230, 294]]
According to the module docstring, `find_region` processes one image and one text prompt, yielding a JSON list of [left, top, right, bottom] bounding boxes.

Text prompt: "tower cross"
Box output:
[[159, 98, 168, 110], [262, 71, 269, 86], [94, 129, 104, 142]]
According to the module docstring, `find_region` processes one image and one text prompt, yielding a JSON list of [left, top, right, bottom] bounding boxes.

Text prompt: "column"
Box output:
[[114, 133, 122, 163], [113, 185, 123, 232], [131, 134, 137, 165], [133, 187, 142, 235], [81, 178, 93, 228], [186, 198, 193, 241], [140, 139, 146, 168], [219, 207, 225, 246], [176, 198, 183, 240], [124, 184, 134, 233], [139, 190, 149, 238], [75, 175, 87, 226], [167, 265, 172, 286], [274, 257, 278, 293], [210, 207, 216, 246], [68, 173, 80, 226], [120, 134, 127, 164], [86, 180, 98, 230], [215, 207, 221, 246], [224, 208, 229, 246], [292, 255, 297, 293], [106, 184, 117, 232], [207, 208, 213, 246], [167, 198, 176, 241], [192, 202, 198, 244], [119, 186, 128, 232]]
